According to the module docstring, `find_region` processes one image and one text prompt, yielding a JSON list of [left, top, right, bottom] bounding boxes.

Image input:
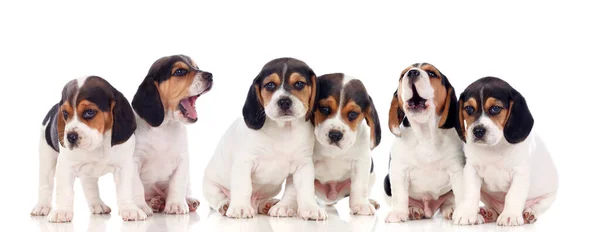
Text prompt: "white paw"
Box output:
[[350, 203, 376, 216], [48, 209, 73, 223], [497, 211, 524, 226], [453, 206, 484, 225], [186, 198, 201, 212], [89, 202, 112, 214], [385, 210, 409, 223], [163, 200, 189, 215], [408, 206, 425, 220], [137, 202, 154, 216], [441, 206, 455, 220], [297, 204, 328, 220], [523, 208, 537, 224], [268, 202, 297, 217], [31, 204, 52, 216], [119, 206, 148, 221], [226, 203, 256, 219]]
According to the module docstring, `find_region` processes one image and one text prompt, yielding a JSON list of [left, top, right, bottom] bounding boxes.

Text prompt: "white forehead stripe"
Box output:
[[76, 76, 88, 88]]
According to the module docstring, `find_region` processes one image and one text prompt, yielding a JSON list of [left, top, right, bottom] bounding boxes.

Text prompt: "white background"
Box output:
[[1, 0, 598, 231]]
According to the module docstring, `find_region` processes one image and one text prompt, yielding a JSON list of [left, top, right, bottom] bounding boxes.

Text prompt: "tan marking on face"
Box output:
[[260, 73, 281, 108], [462, 97, 478, 130], [421, 64, 447, 114], [156, 61, 198, 111], [341, 101, 364, 131], [58, 102, 74, 147], [484, 97, 510, 130], [288, 72, 312, 111], [314, 96, 338, 126], [76, 100, 112, 134]]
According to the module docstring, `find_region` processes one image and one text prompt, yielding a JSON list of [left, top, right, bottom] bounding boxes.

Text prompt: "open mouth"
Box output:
[[407, 84, 427, 111], [178, 95, 200, 122]]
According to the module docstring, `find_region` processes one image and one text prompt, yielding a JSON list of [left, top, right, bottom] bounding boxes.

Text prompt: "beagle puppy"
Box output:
[[452, 77, 558, 226], [131, 55, 213, 214], [310, 73, 382, 215], [31, 76, 148, 222], [203, 58, 327, 220], [384, 63, 464, 223]]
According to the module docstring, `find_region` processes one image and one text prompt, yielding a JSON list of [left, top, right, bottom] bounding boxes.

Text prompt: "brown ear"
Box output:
[[305, 75, 318, 121], [437, 86, 458, 129], [388, 90, 405, 136], [455, 99, 466, 142]]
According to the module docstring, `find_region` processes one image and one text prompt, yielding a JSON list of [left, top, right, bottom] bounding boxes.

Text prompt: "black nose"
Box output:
[[407, 69, 420, 79], [67, 132, 78, 144], [328, 130, 344, 142], [202, 72, 213, 80], [278, 98, 292, 110], [473, 126, 486, 139]]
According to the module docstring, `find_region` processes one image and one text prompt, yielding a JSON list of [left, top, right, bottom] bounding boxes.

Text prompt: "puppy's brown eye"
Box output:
[[465, 106, 475, 115], [348, 111, 359, 121], [264, 82, 276, 91], [294, 81, 306, 90], [319, 107, 330, 115], [173, 69, 187, 76], [489, 106, 503, 115], [82, 109, 96, 120], [427, 71, 437, 78], [62, 110, 68, 120]]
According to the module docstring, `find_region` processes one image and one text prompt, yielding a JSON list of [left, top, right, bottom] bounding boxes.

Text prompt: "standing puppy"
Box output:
[[31, 76, 148, 222], [384, 63, 464, 223], [203, 58, 327, 220], [452, 77, 558, 226], [132, 55, 213, 214]]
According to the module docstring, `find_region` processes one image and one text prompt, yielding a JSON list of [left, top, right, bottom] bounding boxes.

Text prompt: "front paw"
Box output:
[[48, 209, 73, 223], [441, 206, 455, 220], [268, 201, 297, 217], [297, 204, 328, 220], [226, 203, 256, 219], [163, 200, 189, 215], [119, 206, 148, 221], [350, 202, 376, 216], [137, 202, 154, 216], [453, 206, 484, 225], [497, 211, 524, 226], [31, 204, 52, 216], [89, 202, 111, 214], [385, 210, 409, 223]]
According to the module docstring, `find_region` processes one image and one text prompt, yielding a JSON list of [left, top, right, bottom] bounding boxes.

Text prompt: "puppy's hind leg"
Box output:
[[524, 193, 557, 224], [440, 195, 456, 220], [31, 134, 58, 217], [203, 178, 229, 216]]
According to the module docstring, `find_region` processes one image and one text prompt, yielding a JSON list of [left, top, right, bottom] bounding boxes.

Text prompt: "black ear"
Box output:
[[438, 78, 459, 129], [242, 78, 265, 130], [132, 78, 164, 127], [305, 75, 318, 121], [504, 88, 534, 144], [111, 90, 136, 146], [366, 95, 382, 150]]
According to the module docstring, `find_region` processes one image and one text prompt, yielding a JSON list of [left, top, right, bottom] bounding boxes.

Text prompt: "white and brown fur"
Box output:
[[131, 55, 213, 214], [452, 77, 558, 226], [31, 76, 149, 222], [203, 58, 327, 220], [384, 63, 465, 223]]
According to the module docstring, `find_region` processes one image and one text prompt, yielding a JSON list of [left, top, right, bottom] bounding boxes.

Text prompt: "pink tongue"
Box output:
[[180, 96, 198, 119]]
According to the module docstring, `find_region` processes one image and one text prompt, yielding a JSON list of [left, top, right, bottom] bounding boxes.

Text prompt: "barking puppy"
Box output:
[[31, 76, 148, 222], [132, 55, 213, 214], [452, 77, 558, 226], [203, 58, 327, 220], [384, 63, 464, 223]]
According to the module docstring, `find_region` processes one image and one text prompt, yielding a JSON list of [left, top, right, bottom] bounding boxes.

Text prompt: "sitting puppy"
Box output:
[[31, 76, 148, 222], [131, 55, 213, 214], [203, 58, 327, 220], [384, 63, 464, 223], [452, 77, 558, 226]]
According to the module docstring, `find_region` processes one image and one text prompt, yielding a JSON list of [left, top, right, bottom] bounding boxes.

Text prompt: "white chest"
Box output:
[[476, 164, 512, 193], [314, 157, 352, 183]]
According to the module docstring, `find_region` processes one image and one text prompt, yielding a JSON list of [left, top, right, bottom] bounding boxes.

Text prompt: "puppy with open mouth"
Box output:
[[131, 55, 213, 214], [384, 63, 465, 223]]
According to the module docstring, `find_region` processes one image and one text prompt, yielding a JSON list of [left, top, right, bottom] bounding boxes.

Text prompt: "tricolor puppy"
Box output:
[[203, 58, 327, 220], [452, 77, 558, 226], [31, 76, 149, 222], [311, 73, 381, 215], [384, 63, 464, 223], [132, 55, 213, 214]]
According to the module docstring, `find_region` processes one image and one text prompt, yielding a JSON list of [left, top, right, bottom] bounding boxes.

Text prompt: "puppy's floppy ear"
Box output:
[[388, 90, 406, 137], [455, 97, 466, 142], [111, 89, 136, 146], [366, 95, 382, 150], [305, 74, 318, 121], [437, 75, 459, 129], [504, 88, 534, 144], [242, 76, 266, 130], [132, 76, 164, 127]]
